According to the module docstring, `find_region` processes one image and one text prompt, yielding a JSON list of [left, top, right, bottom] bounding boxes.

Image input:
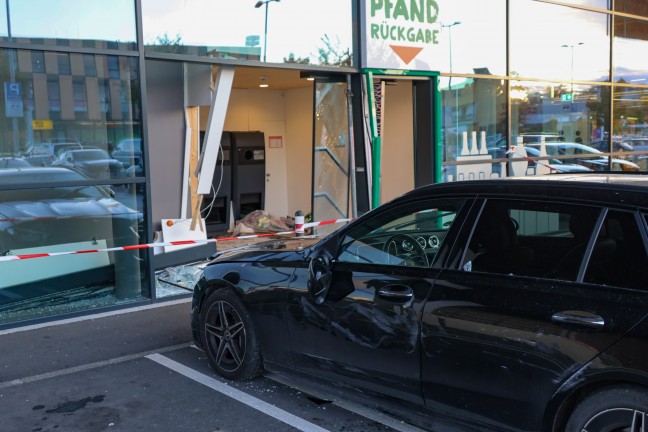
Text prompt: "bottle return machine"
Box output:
[[202, 131, 266, 234]]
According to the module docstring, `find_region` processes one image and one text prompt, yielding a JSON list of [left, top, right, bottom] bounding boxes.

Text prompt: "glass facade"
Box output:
[[0, 0, 137, 50], [441, 0, 648, 180], [141, 0, 353, 66], [0, 43, 146, 324], [1, 0, 648, 327]]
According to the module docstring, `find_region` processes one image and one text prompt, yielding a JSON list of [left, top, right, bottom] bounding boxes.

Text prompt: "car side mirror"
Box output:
[[307, 255, 332, 304]]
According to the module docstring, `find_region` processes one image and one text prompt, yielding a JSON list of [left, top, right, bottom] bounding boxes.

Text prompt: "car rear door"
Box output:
[[285, 196, 473, 407], [421, 198, 648, 431]]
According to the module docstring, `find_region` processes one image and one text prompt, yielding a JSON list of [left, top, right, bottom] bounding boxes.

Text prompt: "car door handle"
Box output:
[[551, 311, 605, 329], [377, 285, 413, 301]]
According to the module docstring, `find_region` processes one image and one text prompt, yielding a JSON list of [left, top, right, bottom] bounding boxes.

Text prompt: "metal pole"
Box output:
[[6, 0, 19, 156], [263, 2, 268, 62]]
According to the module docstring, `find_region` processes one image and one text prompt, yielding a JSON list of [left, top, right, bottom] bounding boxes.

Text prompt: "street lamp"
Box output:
[[442, 21, 461, 149], [561, 42, 584, 94], [255, 0, 281, 62]]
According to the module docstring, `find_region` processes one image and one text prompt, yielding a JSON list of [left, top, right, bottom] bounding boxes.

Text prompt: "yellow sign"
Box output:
[[32, 119, 53, 130]]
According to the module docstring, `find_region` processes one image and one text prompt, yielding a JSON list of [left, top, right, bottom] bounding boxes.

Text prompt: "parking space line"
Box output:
[[267, 373, 427, 432], [146, 353, 330, 432], [0, 342, 192, 389]]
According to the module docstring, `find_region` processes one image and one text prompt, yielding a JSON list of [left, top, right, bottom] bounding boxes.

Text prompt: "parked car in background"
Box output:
[[52, 148, 123, 180], [522, 146, 592, 173], [526, 142, 640, 171], [111, 138, 142, 169], [619, 137, 648, 170], [0, 157, 31, 169], [23, 139, 83, 166], [191, 174, 648, 432], [0, 166, 143, 297]]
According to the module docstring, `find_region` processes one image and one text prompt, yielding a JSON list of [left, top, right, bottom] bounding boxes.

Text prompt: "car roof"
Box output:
[[403, 174, 648, 209]]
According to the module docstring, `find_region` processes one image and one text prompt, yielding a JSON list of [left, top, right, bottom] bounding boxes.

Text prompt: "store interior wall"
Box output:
[[381, 81, 415, 203], [200, 86, 313, 220]]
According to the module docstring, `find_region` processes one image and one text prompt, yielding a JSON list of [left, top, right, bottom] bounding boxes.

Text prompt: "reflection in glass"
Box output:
[[510, 1, 610, 82], [1, 0, 136, 49], [0, 49, 143, 182], [313, 81, 350, 234], [505, 81, 638, 175], [614, 17, 648, 83], [141, 0, 352, 66], [434, 0, 506, 76], [0, 175, 148, 325], [440, 76, 507, 182], [614, 86, 648, 170]]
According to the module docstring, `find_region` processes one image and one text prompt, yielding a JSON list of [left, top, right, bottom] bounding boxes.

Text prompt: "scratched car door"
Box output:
[[285, 197, 470, 403]]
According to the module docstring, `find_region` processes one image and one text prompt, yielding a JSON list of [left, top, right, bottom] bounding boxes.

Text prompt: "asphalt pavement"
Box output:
[[0, 299, 426, 432]]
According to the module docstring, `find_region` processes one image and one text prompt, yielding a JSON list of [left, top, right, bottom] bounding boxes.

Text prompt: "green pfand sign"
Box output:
[[369, 0, 440, 44], [362, 0, 447, 70]]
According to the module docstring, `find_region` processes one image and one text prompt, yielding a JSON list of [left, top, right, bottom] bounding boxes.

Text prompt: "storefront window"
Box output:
[[141, 0, 353, 66], [435, 0, 506, 76], [614, 17, 648, 84], [0, 0, 136, 50], [0, 49, 143, 182], [614, 86, 648, 171], [440, 76, 507, 182], [507, 81, 621, 176], [0, 179, 148, 325], [510, 1, 610, 82], [0, 47, 147, 324]]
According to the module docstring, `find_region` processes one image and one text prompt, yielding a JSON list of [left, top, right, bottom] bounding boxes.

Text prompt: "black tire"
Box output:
[[565, 385, 648, 432], [199, 289, 262, 380]]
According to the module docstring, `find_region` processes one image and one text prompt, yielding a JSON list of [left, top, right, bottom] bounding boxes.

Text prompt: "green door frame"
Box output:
[[362, 68, 441, 209]]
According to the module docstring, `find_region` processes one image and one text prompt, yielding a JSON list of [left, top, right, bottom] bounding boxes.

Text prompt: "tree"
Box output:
[[284, 53, 310, 64], [317, 34, 351, 67], [148, 33, 185, 54]]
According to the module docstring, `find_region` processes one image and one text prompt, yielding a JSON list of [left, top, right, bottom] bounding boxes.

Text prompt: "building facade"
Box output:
[[0, 0, 647, 327]]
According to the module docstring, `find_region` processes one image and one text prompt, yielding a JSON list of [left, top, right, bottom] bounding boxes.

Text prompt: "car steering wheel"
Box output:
[[383, 233, 429, 267]]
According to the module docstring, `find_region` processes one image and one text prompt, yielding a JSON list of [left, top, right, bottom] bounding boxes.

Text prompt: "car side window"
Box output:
[[584, 211, 648, 289], [462, 200, 600, 280], [337, 199, 466, 268]]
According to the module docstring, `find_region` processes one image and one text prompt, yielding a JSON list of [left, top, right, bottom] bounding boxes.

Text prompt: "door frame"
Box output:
[[362, 69, 441, 208]]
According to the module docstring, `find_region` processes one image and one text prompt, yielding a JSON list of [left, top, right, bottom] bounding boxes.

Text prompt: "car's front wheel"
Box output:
[[199, 289, 262, 380], [565, 385, 648, 432]]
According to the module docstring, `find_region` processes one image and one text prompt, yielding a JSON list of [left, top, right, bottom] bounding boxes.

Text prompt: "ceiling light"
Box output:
[[259, 76, 268, 88]]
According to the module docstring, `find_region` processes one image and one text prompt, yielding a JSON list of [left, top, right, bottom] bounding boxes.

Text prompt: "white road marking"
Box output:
[[267, 372, 428, 432], [146, 353, 331, 432], [0, 343, 192, 389]]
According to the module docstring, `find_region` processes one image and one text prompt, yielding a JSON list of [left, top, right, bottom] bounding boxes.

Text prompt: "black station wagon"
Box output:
[[191, 174, 648, 432]]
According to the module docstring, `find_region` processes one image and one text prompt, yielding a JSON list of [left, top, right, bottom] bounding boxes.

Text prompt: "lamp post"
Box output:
[[255, 0, 280, 62], [561, 42, 584, 95], [442, 21, 461, 151]]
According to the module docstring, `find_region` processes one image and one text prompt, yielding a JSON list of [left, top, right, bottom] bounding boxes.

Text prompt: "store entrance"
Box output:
[[370, 75, 439, 205]]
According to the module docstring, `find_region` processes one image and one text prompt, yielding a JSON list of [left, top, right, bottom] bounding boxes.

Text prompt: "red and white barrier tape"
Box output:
[[0, 217, 355, 263]]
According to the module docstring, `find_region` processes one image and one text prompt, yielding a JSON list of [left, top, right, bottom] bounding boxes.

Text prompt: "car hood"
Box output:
[[213, 237, 321, 262], [0, 198, 140, 222]]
